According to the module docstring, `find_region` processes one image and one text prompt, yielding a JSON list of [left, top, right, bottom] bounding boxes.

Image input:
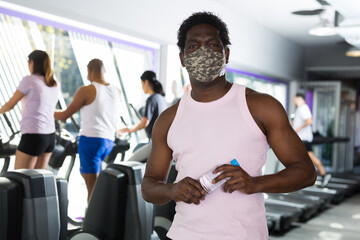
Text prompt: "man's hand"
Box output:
[[169, 177, 206, 204], [213, 164, 257, 195]]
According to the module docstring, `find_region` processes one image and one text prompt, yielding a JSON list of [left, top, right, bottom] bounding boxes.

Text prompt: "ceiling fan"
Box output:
[[291, 0, 341, 36], [292, 0, 360, 56], [291, 0, 330, 16]]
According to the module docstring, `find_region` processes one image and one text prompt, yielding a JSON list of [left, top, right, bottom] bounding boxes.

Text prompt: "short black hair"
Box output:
[[140, 70, 156, 82], [295, 92, 306, 100], [177, 11, 231, 53], [87, 58, 104, 73], [140, 70, 165, 96]]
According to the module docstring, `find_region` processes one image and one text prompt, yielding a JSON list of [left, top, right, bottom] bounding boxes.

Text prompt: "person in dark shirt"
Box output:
[[120, 71, 167, 150]]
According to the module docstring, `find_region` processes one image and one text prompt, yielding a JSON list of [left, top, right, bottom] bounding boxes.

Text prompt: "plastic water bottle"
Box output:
[[199, 159, 239, 194]]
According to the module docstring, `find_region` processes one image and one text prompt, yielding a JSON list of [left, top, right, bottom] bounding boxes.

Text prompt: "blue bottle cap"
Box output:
[[231, 159, 239, 166]]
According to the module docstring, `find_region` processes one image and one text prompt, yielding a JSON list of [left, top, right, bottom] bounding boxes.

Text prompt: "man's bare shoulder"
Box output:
[[80, 84, 95, 92], [73, 84, 96, 106], [245, 87, 289, 133], [151, 101, 180, 140], [73, 84, 92, 97], [246, 87, 284, 111], [157, 101, 179, 127]]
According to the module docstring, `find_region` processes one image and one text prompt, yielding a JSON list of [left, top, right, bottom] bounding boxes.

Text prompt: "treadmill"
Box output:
[[317, 175, 360, 193], [266, 192, 323, 221], [265, 148, 347, 205], [310, 135, 359, 197]]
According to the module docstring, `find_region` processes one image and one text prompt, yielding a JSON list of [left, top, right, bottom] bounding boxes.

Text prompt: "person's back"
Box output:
[[144, 93, 167, 138], [0, 50, 58, 170], [54, 58, 122, 203], [80, 81, 121, 140], [167, 84, 268, 239], [293, 104, 313, 142], [19, 74, 58, 134], [119, 70, 167, 146]]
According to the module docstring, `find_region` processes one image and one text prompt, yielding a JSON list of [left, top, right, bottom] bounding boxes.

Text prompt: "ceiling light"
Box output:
[[309, 20, 337, 36], [345, 46, 360, 57]]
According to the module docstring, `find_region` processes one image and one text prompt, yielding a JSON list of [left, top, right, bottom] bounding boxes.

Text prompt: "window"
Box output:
[[0, 10, 159, 145], [226, 68, 288, 109], [0, 14, 30, 141]]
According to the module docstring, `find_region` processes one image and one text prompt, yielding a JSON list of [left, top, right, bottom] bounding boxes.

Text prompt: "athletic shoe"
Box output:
[[321, 173, 332, 187]]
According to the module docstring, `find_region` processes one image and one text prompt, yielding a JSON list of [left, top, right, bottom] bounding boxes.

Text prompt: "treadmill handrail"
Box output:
[[1, 113, 20, 144]]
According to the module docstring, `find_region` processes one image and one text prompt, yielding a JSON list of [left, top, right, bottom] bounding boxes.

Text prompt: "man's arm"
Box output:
[[54, 86, 93, 121], [141, 103, 205, 205], [214, 91, 316, 194]]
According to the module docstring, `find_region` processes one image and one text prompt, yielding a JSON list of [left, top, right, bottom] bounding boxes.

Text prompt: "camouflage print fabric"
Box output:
[[184, 45, 226, 82]]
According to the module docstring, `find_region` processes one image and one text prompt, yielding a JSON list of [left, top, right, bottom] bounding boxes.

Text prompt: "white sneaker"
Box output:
[[321, 174, 332, 187]]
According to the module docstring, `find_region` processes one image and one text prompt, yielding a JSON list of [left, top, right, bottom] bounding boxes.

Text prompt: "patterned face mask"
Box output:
[[184, 45, 226, 82]]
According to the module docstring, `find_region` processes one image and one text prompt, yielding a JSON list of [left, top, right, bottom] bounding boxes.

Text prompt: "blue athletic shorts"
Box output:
[[78, 136, 114, 174]]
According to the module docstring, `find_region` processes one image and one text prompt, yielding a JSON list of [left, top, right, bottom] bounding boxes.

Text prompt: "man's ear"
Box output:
[[179, 52, 185, 67], [225, 47, 230, 64]]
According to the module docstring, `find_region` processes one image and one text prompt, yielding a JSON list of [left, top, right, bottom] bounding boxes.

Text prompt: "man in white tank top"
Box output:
[[141, 12, 317, 240], [293, 93, 331, 187], [55, 59, 121, 202]]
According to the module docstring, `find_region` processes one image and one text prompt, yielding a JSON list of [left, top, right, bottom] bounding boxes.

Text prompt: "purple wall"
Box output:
[[305, 90, 313, 113]]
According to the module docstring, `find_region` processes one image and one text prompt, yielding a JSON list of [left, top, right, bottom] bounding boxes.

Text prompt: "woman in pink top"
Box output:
[[0, 50, 58, 169]]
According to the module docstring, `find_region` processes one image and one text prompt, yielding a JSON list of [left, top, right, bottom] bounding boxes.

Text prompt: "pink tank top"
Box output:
[[167, 83, 269, 240]]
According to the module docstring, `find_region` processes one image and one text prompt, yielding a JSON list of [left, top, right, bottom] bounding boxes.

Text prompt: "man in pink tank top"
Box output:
[[142, 12, 316, 240]]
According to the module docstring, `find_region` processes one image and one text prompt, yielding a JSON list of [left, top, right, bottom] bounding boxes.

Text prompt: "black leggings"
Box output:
[[17, 133, 55, 156]]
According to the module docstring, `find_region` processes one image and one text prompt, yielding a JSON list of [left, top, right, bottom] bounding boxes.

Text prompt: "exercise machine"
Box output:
[[0, 113, 20, 174], [69, 161, 153, 240], [0, 169, 61, 240]]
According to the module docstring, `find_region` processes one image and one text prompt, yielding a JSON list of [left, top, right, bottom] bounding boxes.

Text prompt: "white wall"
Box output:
[[3, 0, 305, 80]]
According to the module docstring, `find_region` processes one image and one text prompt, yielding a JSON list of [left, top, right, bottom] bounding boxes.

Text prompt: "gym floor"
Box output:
[[61, 156, 89, 229], [269, 193, 360, 240]]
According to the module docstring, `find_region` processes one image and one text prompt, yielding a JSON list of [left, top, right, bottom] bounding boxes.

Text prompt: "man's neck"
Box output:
[[190, 76, 232, 102], [91, 77, 107, 85], [298, 101, 306, 106]]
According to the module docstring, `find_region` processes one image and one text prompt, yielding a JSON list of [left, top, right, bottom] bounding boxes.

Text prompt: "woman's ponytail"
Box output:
[[153, 80, 165, 96], [28, 50, 56, 87], [43, 54, 56, 87], [140, 70, 165, 96]]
